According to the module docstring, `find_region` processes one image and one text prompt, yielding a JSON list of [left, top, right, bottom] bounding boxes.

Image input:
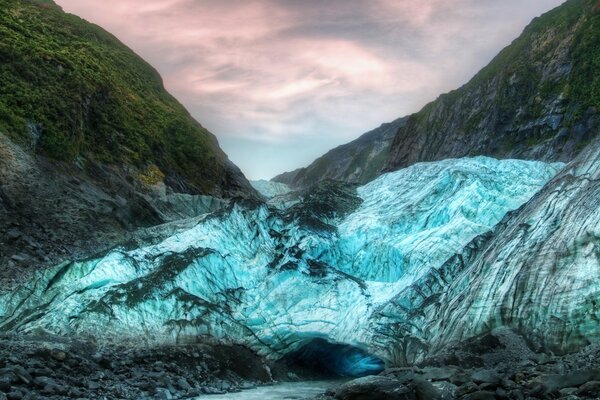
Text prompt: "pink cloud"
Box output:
[[54, 0, 566, 179]]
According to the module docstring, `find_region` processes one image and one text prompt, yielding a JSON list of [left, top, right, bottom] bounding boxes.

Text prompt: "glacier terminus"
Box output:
[[0, 157, 567, 375]]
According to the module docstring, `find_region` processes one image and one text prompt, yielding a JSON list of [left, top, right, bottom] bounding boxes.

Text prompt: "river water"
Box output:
[[196, 381, 339, 400]]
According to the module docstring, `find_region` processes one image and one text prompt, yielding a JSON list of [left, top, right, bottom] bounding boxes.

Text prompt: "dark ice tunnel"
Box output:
[[282, 338, 385, 378]]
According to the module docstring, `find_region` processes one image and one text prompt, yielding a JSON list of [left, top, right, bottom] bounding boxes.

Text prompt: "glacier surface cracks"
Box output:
[[0, 157, 564, 366]]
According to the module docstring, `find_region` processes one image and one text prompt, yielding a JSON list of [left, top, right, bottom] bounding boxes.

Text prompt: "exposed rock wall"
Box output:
[[0, 134, 228, 290], [385, 0, 600, 172]]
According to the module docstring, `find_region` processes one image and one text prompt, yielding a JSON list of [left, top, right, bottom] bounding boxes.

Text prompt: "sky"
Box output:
[[54, 0, 565, 180]]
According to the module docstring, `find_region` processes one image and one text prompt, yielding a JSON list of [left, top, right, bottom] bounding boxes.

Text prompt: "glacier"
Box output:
[[375, 139, 600, 364], [250, 180, 292, 198], [0, 157, 564, 366]]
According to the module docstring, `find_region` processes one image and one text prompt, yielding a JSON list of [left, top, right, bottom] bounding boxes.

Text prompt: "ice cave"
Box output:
[[281, 339, 385, 378]]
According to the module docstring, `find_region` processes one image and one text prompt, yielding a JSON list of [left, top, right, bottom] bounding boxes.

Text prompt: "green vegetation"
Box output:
[[468, 0, 585, 88], [0, 0, 233, 193], [406, 0, 600, 144], [569, 1, 600, 110]]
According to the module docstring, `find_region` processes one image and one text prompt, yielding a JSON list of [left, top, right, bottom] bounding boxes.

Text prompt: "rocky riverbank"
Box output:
[[3, 328, 600, 399], [317, 329, 600, 400], [0, 334, 273, 400], [316, 328, 600, 400]]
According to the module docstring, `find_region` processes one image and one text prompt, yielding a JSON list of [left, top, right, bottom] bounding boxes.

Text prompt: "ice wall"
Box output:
[[0, 157, 563, 362], [374, 140, 600, 363]]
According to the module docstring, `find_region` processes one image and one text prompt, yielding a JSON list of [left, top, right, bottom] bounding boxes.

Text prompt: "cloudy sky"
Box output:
[[55, 0, 565, 180]]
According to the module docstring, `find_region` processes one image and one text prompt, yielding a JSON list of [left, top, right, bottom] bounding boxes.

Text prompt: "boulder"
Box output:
[[461, 391, 496, 400], [334, 376, 416, 400], [576, 380, 600, 397], [471, 370, 501, 385], [542, 370, 600, 394]]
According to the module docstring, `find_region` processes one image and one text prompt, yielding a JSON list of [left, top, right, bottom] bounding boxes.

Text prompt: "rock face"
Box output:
[[0, 134, 230, 289], [274, 0, 600, 192], [374, 138, 600, 365], [385, 0, 600, 172], [273, 118, 407, 189], [0, 157, 561, 365]]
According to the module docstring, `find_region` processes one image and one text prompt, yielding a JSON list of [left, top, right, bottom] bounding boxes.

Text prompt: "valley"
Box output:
[[2, 0, 600, 399]]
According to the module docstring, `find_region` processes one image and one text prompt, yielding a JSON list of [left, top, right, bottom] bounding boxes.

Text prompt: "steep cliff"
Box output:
[[385, 0, 600, 172], [273, 118, 407, 189]]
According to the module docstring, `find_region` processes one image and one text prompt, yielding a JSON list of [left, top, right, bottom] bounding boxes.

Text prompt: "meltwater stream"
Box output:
[[196, 381, 339, 400]]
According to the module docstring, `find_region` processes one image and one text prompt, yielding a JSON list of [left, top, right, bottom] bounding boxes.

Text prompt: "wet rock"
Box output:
[[559, 387, 578, 396], [6, 367, 31, 385], [40, 381, 67, 396], [0, 337, 272, 400], [87, 380, 101, 390], [471, 370, 501, 385], [410, 379, 442, 400], [461, 391, 496, 400], [456, 382, 478, 397], [201, 386, 224, 394], [155, 387, 173, 400], [5, 392, 22, 400], [0, 379, 10, 393], [177, 377, 192, 391], [450, 372, 473, 386], [68, 387, 85, 397], [334, 376, 416, 400], [30, 367, 53, 377], [507, 389, 524, 400], [494, 387, 509, 399], [6, 229, 21, 242], [432, 381, 457, 400], [50, 350, 66, 361], [422, 367, 458, 381], [542, 370, 600, 394], [65, 357, 79, 368], [500, 378, 516, 390], [9, 253, 31, 264], [477, 382, 499, 392], [576, 380, 600, 396]]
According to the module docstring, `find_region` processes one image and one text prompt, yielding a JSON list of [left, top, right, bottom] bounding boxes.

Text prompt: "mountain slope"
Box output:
[[273, 117, 407, 188], [385, 0, 600, 172], [0, 0, 254, 197], [0, 0, 257, 285]]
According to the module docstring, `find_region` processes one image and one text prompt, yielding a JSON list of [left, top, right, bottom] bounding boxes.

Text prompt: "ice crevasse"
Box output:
[[0, 156, 564, 365]]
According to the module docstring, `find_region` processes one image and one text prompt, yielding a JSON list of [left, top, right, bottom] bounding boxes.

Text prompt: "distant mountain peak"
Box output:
[[272, 117, 407, 189]]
